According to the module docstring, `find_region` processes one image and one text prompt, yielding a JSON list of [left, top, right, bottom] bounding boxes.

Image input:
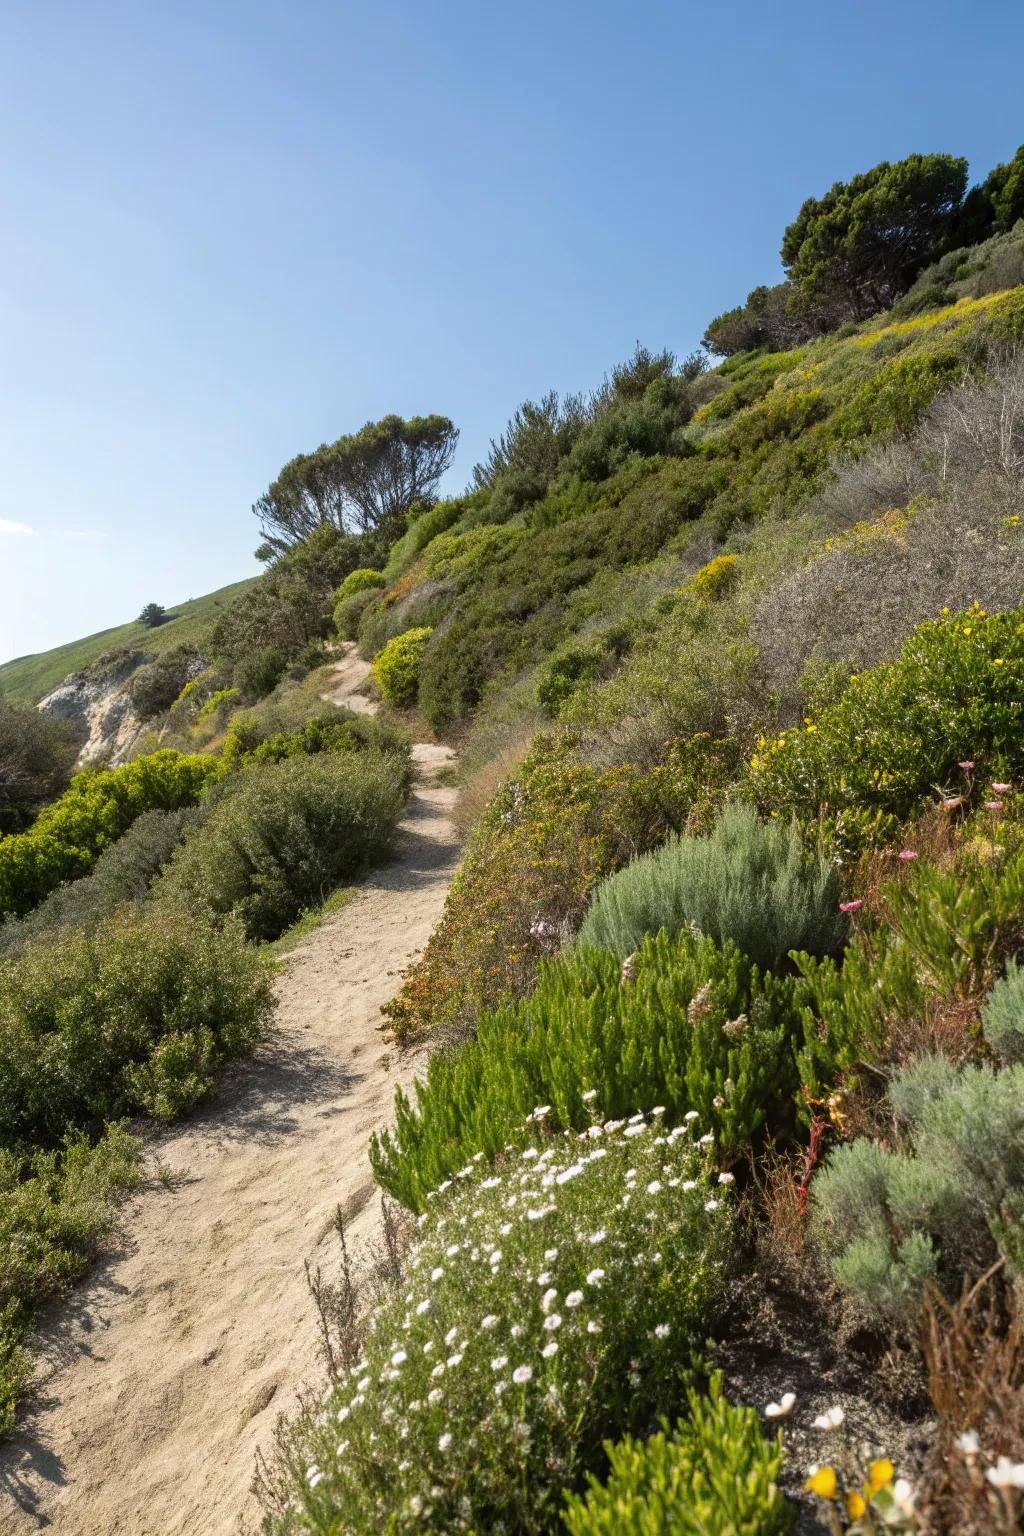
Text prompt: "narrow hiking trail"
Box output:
[[0, 647, 459, 1536]]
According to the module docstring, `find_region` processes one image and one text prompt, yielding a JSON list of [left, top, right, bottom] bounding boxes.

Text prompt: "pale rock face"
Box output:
[[38, 654, 148, 766]]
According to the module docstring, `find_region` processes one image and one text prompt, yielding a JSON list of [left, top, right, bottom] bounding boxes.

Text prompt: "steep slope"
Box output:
[[0, 578, 258, 707]]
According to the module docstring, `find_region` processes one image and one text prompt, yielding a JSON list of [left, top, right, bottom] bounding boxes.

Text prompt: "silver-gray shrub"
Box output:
[[814, 1057, 1024, 1326], [981, 957, 1024, 1064], [576, 803, 847, 972]]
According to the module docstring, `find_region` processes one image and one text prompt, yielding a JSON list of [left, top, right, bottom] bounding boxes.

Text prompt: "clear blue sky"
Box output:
[[3, 0, 1023, 659]]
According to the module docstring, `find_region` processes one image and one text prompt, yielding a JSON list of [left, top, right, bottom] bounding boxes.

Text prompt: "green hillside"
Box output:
[[0, 577, 259, 705]]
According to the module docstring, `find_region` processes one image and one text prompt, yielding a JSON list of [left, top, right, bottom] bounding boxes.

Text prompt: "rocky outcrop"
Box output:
[[38, 652, 149, 767]]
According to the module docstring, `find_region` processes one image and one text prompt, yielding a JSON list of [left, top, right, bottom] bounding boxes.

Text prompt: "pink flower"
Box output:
[[839, 899, 863, 914], [942, 795, 964, 811], [992, 782, 1012, 793], [959, 760, 976, 772], [897, 849, 918, 862], [984, 800, 1005, 812]]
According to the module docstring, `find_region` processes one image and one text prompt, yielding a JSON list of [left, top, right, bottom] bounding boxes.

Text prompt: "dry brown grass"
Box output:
[[918, 1267, 1024, 1535], [454, 719, 539, 841]]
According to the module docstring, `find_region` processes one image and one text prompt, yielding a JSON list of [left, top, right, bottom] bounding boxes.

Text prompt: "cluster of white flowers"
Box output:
[[296, 1107, 731, 1524], [954, 1430, 1024, 1489]]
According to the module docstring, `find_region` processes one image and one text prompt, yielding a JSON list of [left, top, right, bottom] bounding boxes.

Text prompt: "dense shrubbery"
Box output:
[[155, 750, 408, 940], [576, 805, 846, 973], [562, 1375, 791, 1536], [384, 737, 739, 1043], [0, 749, 222, 918], [0, 807, 194, 960], [0, 1124, 142, 1431], [750, 604, 1024, 845], [373, 929, 810, 1210], [0, 693, 79, 835], [269, 1118, 732, 1535], [371, 627, 432, 707], [0, 906, 274, 1145], [128, 644, 205, 719], [224, 706, 410, 772]]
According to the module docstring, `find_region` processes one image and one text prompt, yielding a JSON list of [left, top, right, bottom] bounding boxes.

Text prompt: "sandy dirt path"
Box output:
[[0, 647, 457, 1536]]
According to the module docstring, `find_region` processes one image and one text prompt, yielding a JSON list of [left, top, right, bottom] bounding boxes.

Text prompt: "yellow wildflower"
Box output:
[[994, 658, 1005, 666], [846, 1489, 867, 1518], [867, 1458, 894, 1493], [805, 1466, 837, 1499], [962, 626, 972, 635]]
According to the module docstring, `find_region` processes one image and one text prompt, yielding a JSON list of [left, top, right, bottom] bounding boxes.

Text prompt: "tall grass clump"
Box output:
[[265, 1115, 732, 1535], [372, 930, 811, 1210], [562, 1375, 791, 1536], [576, 804, 846, 972], [154, 750, 408, 941], [0, 906, 275, 1144]]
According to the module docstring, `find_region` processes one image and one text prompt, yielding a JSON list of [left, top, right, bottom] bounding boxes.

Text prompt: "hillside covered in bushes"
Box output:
[[5, 139, 1024, 1533], [255, 145, 1024, 1536]]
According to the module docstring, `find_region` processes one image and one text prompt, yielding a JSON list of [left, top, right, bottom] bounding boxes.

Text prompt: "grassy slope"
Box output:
[[0, 577, 259, 705]]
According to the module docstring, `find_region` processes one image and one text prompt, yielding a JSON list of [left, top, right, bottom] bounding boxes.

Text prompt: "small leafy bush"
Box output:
[[0, 1124, 142, 1432], [334, 588, 378, 639], [268, 1117, 731, 1535], [336, 567, 386, 601], [233, 710, 411, 775], [0, 807, 194, 960], [0, 906, 273, 1147], [686, 553, 740, 602], [128, 644, 205, 719], [372, 627, 432, 707], [751, 604, 1024, 841], [155, 750, 407, 941], [814, 1057, 1024, 1325], [982, 958, 1024, 1065], [373, 929, 811, 1210], [0, 749, 223, 918], [562, 1374, 791, 1536], [0, 694, 79, 835], [577, 804, 846, 973]]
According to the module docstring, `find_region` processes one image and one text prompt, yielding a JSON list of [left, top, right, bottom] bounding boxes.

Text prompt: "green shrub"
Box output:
[[0, 906, 273, 1147], [750, 603, 1024, 843], [155, 750, 407, 941], [982, 958, 1024, 1065], [0, 807, 194, 960], [562, 1375, 791, 1536], [267, 1118, 731, 1535], [686, 553, 741, 602], [371, 627, 432, 707], [336, 567, 386, 601], [373, 929, 811, 1211], [128, 645, 205, 720], [0, 749, 223, 918], [0, 694, 79, 835], [0, 1123, 142, 1432], [196, 685, 240, 720], [813, 1057, 1024, 1325], [334, 588, 377, 640], [234, 709, 411, 774], [577, 805, 846, 973], [384, 737, 742, 1045], [234, 644, 289, 699]]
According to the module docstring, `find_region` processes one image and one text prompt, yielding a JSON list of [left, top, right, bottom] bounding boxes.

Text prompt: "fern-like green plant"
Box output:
[[562, 1374, 792, 1536], [577, 804, 846, 972]]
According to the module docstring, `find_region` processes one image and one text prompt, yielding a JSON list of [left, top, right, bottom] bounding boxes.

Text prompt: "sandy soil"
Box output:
[[0, 647, 458, 1536]]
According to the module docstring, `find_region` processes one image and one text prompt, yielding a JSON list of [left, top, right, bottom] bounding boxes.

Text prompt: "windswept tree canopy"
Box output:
[[254, 414, 458, 553], [781, 153, 968, 317]]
